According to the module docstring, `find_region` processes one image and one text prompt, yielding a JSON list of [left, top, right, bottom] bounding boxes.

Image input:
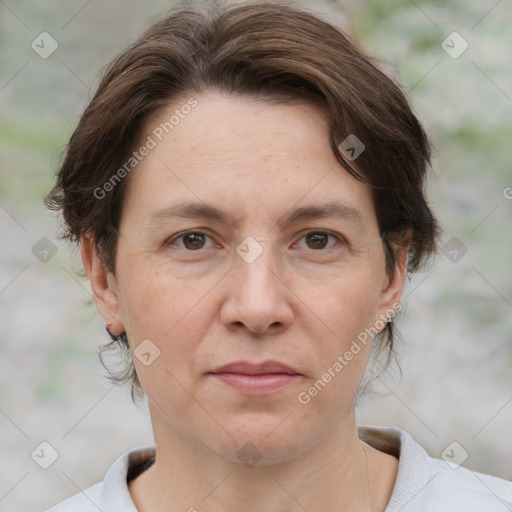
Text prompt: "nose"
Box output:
[[220, 243, 293, 335]]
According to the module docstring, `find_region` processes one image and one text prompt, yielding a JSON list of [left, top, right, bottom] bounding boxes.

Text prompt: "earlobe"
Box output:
[[80, 234, 124, 334]]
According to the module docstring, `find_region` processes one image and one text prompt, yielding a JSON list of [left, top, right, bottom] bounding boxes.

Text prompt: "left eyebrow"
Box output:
[[146, 200, 364, 229], [276, 201, 364, 227]]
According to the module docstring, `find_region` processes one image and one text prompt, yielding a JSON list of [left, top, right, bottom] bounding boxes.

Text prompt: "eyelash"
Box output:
[[165, 230, 346, 252]]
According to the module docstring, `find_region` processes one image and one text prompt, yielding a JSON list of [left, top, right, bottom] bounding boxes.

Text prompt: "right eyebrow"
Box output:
[[147, 202, 239, 228]]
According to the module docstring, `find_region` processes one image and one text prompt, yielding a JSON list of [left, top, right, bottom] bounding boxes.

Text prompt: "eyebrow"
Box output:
[[147, 200, 363, 229]]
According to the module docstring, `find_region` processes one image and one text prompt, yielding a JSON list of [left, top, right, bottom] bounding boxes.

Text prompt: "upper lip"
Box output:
[[210, 360, 301, 375]]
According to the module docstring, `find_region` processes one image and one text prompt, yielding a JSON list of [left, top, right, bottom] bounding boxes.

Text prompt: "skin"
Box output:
[[82, 93, 408, 511]]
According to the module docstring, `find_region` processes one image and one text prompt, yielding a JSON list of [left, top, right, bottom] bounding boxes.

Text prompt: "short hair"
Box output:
[[45, 1, 440, 400]]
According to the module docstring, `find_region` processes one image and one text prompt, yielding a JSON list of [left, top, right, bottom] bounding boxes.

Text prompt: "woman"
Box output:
[[43, 1, 512, 510]]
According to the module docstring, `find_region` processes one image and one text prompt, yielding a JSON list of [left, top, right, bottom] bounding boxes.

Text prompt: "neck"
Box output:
[[130, 405, 373, 512]]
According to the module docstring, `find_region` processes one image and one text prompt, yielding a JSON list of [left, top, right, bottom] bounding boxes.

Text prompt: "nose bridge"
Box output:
[[222, 235, 291, 333], [235, 235, 281, 298]]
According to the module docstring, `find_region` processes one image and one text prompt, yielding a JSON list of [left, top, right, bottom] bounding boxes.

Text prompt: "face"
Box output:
[[85, 93, 406, 465]]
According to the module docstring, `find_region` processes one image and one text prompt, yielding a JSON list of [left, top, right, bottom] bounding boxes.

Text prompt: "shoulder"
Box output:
[[358, 425, 512, 512], [423, 457, 512, 511], [41, 446, 156, 512], [42, 483, 103, 511]]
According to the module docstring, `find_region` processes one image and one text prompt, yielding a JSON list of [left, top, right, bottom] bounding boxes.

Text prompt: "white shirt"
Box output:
[[44, 426, 512, 511]]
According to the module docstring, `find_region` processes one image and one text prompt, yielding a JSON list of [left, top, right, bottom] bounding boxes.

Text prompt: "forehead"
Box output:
[[143, 93, 331, 165], [122, 93, 376, 227]]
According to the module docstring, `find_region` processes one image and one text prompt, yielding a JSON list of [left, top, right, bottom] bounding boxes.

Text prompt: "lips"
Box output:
[[210, 360, 301, 376], [208, 360, 302, 395]]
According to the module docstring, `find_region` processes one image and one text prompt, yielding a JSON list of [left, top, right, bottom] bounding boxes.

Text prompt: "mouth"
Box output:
[[208, 360, 302, 395]]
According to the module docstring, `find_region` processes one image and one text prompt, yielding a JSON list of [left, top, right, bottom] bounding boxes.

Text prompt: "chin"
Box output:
[[207, 415, 320, 467]]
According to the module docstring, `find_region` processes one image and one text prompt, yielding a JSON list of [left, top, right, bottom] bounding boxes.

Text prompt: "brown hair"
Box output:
[[45, 0, 440, 400]]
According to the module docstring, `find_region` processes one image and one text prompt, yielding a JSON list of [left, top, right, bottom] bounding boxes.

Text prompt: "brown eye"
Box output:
[[163, 231, 216, 253], [305, 232, 330, 250], [182, 232, 207, 250]]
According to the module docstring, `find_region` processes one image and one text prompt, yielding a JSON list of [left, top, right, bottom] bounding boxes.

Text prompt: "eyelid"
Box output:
[[293, 229, 346, 250], [165, 229, 346, 251], [164, 230, 216, 250]]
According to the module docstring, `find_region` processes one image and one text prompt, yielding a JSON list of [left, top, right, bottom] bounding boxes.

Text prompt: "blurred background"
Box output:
[[1, 0, 511, 510]]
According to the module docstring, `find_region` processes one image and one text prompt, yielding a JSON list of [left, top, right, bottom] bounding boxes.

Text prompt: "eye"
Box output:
[[165, 230, 343, 252], [297, 231, 342, 251], [167, 231, 215, 251]]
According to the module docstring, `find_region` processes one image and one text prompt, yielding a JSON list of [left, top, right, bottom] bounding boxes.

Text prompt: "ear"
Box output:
[[377, 242, 409, 320], [81, 234, 125, 335]]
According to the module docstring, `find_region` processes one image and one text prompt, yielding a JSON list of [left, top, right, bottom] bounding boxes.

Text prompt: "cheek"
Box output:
[[302, 267, 382, 342], [115, 258, 219, 387], [296, 269, 382, 394], [116, 252, 206, 336], [295, 301, 375, 422]]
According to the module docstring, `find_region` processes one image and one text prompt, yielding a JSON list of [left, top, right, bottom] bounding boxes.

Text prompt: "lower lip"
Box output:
[[210, 372, 301, 394]]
